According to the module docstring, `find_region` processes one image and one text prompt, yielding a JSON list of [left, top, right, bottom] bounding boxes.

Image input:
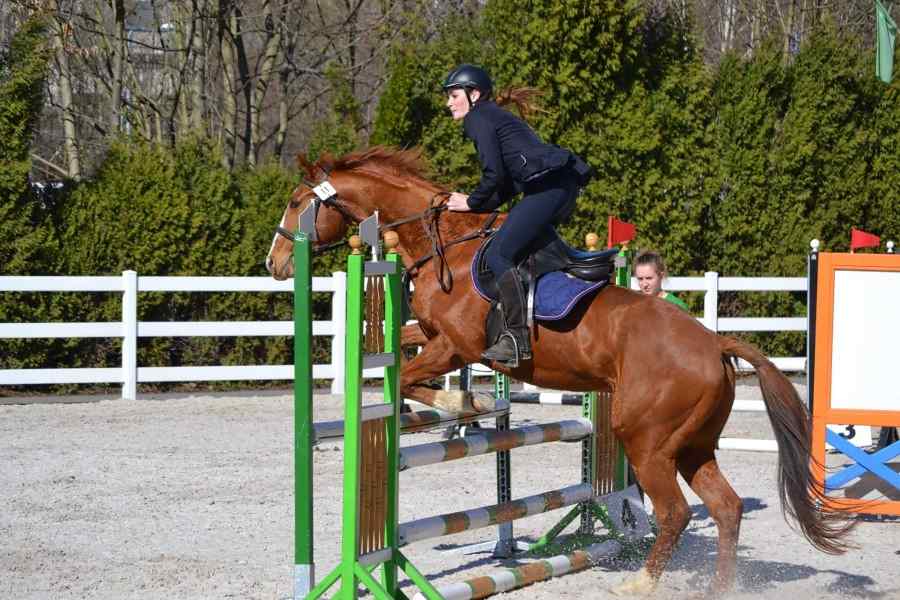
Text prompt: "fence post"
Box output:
[[703, 271, 719, 332], [330, 271, 347, 394], [122, 270, 138, 400]]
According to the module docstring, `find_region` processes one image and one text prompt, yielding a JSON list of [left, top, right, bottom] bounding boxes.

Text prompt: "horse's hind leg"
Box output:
[[613, 453, 692, 595], [677, 448, 743, 595]]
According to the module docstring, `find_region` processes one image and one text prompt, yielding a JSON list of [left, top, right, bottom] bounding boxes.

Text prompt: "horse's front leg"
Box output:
[[400, 322, 430, 348], [401, 334, 496, 413]]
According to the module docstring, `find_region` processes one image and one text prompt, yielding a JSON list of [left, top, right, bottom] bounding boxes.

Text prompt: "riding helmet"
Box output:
[[442, 64, 493, 99]]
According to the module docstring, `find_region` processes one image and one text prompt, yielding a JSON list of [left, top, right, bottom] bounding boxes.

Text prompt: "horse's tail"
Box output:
[[718, 336, 855, 554]]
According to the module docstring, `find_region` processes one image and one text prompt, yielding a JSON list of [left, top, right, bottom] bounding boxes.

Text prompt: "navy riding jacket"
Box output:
[[463, 100, 573, 212]]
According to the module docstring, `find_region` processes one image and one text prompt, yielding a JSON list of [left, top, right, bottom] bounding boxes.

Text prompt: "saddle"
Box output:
[[473, 230, 618, 301], [472, 231, 617, 344]]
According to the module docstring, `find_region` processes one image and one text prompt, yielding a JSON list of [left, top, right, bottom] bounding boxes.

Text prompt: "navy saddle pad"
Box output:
[[471, 234, 613, 321]]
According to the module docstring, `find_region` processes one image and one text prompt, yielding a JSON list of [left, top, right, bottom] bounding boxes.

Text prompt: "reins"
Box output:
[[401, 195, 499, 293], [276, 179, 499, 291]]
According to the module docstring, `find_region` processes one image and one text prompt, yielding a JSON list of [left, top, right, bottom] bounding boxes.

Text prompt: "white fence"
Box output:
[[666, 274, 807, 371], [0, 272, 807, 400]]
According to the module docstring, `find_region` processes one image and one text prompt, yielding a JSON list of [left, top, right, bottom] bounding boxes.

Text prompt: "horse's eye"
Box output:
[[289, 201, 300, 209]]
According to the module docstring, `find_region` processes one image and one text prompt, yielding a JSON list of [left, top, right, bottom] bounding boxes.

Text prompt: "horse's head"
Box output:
[[266, 146, 445, 280], [266, 154, 368, 280]]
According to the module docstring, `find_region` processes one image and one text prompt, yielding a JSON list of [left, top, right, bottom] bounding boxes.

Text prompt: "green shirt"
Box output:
[[661, 291, 688, 311]]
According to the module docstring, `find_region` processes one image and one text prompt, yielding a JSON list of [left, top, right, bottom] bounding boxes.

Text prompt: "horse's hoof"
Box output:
[[470, 392, 497, 412], [431, 391, 497, 414], [610, 569, 657, 596], [432, 390, 475, 414]]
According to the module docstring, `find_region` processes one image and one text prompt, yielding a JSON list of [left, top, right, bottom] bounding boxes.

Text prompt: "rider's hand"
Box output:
[[446, 192, 471, 212]]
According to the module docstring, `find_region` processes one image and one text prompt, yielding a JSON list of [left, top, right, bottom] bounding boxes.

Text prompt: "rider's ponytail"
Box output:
[[494, 87, 545, 122]]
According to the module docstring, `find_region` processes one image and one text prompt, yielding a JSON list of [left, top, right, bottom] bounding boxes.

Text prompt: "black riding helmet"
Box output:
[[442, 64, 493, 107]]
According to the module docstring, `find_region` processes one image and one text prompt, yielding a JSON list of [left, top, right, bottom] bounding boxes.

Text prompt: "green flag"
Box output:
[[876, 0, 897, 83]]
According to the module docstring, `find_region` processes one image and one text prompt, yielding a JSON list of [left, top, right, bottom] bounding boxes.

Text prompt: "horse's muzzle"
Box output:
[[266, 255, 294, 281]]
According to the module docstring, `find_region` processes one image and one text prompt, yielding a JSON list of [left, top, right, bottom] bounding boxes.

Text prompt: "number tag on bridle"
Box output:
[[312, 181, 337, 201]]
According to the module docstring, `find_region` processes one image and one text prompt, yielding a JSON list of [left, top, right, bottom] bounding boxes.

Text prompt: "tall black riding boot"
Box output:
[[481, 270, 532, 367]]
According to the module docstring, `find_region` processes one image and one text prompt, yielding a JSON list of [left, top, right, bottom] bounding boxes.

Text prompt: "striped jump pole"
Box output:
[[428, 365, 524, 560], [312, 403, 512, 443], [399, 419, 592, 470], [466, 376, 636, 559], [398, 483, 595, 546], [508, 388, 584, 406], [413, 540, 622, 600]]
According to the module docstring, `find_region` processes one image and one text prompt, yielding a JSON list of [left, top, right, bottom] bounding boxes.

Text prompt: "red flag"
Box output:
[[850, 228, 880, 251], [607, 216, 636, 248]]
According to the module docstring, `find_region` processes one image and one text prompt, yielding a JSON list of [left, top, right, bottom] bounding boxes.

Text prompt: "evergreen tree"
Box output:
[[0, 15, 52, 274], [868, 85, 900, 245], [0, 16, 57, 373], [53, 138, 242, 372], [60, 138, 240, 277], [307, 65, 365, 162], [706, 42, 794, 276], [371, 14, 486, 192], [770, 23, 878, 260]]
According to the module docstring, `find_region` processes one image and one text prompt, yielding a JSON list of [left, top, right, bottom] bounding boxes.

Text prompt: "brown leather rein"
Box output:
[[404, 193, 499, 293]]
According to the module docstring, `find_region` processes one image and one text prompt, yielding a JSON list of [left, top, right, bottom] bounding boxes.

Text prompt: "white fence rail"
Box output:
[[666, 275, 808, 372], [0, 272, 807, 399]]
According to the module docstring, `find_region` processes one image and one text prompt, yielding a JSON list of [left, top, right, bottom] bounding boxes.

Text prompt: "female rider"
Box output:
[[443, 64, 591, 367]]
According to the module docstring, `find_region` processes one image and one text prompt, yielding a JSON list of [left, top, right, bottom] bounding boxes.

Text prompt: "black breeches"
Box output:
[[484, 167, 578, 278]]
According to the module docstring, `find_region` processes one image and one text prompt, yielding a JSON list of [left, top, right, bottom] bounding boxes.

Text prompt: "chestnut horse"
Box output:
[[266, 147, 852, 595]]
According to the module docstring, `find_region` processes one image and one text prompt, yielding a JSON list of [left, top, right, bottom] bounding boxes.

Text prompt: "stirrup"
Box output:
[[482, 332, 524, 369]]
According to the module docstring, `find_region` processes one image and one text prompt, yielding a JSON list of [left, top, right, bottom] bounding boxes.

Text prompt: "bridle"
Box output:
[[273, 172, 499, 291], [274, 176, 357, 255]]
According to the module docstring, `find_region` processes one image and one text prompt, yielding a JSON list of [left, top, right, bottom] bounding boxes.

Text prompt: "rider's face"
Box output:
[[446, 88, 479, 120], [635, 264, 664, 297]]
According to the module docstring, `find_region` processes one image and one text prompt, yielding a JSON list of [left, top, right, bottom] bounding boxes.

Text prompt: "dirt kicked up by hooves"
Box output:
[[610, 568, 657, 596]]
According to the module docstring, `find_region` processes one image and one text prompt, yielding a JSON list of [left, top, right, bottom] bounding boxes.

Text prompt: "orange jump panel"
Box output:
[[811, 252, 900, 516]]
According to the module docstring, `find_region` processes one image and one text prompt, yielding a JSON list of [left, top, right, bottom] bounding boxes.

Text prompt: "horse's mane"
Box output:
[[313, 146, 440, 189], [301, 145, 482, 235]]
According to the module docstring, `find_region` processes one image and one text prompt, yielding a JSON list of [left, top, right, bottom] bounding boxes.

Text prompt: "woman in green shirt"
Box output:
[[634, 250, 688, 310]]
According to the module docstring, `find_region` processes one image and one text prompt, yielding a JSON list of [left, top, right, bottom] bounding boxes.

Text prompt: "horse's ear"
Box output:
[[318, 152, 336, 172], [296, 153, 318, 181]]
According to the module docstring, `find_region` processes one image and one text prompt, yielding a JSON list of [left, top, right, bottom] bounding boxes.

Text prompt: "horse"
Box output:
[[266, 146, 853, 596]]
